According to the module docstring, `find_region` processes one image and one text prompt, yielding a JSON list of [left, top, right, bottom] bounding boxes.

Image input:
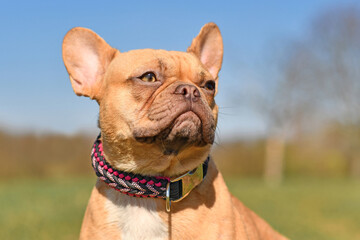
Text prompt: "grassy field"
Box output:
[[0, 176, 359, 240], [226, 177, 360, 240]]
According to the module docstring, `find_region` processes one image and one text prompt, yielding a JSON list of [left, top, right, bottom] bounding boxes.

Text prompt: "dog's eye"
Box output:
[[204, 80, 216, 91], [139, 72, 157, 83]]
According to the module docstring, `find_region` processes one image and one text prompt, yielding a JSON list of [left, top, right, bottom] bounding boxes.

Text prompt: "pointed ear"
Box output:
[[62, 27, 117, 100], [187, 23, 223, 79]]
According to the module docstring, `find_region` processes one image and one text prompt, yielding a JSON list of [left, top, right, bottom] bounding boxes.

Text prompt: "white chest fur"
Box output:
[[105, 189, 168, 240]]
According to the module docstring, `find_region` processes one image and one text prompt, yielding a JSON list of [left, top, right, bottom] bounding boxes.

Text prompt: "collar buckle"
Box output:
[[165, 163, 204, 212], [165, 182, 171, 212]]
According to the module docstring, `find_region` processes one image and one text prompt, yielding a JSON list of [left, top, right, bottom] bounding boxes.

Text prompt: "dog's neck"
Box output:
[[91, 134, 210, 212], [99, 131, 211, 177]]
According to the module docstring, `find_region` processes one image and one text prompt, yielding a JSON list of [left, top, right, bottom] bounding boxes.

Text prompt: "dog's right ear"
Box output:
[[62, 27, 117, 100]]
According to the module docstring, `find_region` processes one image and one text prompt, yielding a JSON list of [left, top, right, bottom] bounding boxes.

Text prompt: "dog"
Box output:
[[62, 22, 286, 240]]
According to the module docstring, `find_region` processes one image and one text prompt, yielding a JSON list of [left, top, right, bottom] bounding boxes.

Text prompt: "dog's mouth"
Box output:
[[134, 110, 212, 154], [132, 89, 216, 155]]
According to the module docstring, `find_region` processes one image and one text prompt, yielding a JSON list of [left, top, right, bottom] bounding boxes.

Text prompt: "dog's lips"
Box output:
[[165, 111, 202, 140], [134, 109, 214, 147], [135, 111, 200, 142]]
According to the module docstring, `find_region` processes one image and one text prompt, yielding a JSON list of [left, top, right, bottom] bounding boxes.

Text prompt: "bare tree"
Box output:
[[311, 7, 360, 177], [261, 47, 318, 185], [262, 6, 360, 181]]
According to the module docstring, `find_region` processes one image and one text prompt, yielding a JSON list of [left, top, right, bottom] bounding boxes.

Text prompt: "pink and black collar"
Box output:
[[91, 134, 209, 211]]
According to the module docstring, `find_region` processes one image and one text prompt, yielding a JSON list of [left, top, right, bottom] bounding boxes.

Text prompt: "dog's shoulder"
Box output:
[[231, 194, 288, 240]]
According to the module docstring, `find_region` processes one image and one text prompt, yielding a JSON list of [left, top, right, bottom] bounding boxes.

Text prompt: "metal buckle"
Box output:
[[166, 182, 171, 212], [165, 163, 204, 212]]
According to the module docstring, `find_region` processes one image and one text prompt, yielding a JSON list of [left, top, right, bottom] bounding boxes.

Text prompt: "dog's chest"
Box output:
[[105, 189, 168, 240]]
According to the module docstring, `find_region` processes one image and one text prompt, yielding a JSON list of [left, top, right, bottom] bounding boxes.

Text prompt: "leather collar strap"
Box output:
[[91, 134, 209, 212]]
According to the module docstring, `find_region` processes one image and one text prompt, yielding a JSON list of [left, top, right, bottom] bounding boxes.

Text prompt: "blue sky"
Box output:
[[1, 0, 358, 140]]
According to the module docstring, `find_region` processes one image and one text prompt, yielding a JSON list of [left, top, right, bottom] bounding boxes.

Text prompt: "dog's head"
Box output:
[[62, 23, 223, 176]]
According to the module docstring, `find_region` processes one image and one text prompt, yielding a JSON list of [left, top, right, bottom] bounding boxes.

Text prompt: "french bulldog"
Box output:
[[62, 22, 286, 240]]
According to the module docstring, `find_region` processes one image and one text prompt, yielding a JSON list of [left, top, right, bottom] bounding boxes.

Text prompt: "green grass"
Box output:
[[0, 176, 359, 240], [0, 177, 95, 240], [226, 177, 360, 240]]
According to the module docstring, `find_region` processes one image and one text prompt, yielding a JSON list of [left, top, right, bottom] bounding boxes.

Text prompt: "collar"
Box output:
[[91, 134, 209, 212]]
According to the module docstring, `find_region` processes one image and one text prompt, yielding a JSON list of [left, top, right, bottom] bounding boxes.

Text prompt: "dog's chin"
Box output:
[[135, 111, 210, 155]]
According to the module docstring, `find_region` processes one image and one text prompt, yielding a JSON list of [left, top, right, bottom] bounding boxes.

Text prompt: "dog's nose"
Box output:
[[174, 84, 200, 101]]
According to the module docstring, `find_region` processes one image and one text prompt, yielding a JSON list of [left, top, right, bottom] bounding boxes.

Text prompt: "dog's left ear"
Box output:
[[187, 22, 223, 79]]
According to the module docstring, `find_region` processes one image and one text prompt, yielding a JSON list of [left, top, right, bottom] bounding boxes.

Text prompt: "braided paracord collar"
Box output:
[[91, 134, 210, 203]]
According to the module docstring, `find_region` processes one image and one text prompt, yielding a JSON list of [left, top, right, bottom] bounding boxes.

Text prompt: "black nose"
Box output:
[[174, 84, 200, 101]]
